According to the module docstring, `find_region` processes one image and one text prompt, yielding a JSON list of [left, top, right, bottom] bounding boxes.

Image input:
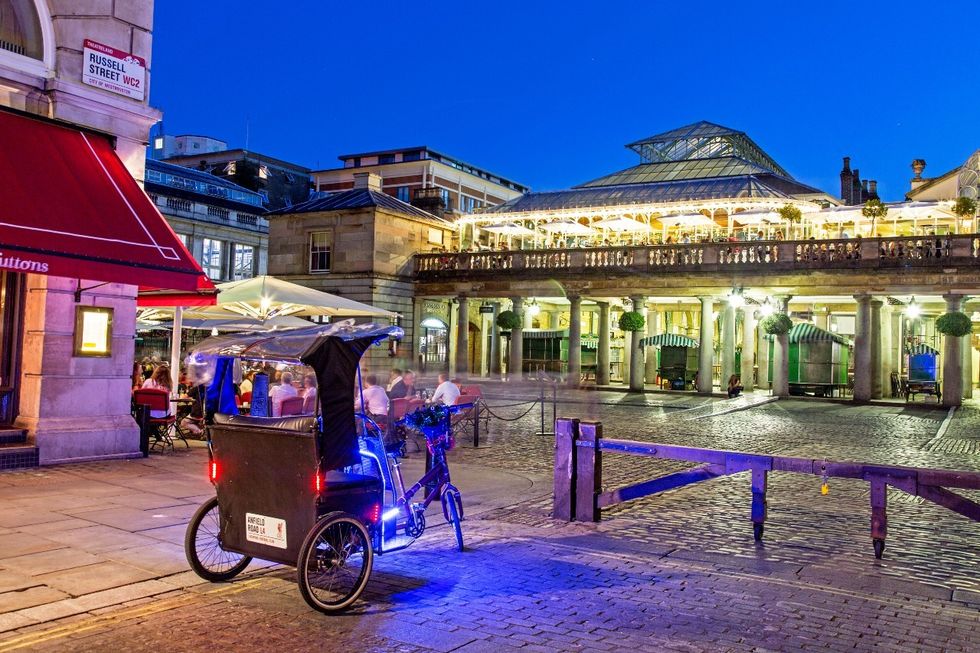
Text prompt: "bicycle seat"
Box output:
[[322, 470, 381, 492]]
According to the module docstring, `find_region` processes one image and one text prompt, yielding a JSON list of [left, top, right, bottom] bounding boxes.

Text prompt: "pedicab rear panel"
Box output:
[[210, 414, 319, 566]]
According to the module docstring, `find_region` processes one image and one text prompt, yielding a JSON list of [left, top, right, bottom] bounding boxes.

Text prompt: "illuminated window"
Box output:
[[258, 165, 269, 180], [73, 306, 113, 357], [201, 238, 223, 280], [175, 233, 189, 247], [0, 0, 43, 60], [233, 244, 254, 280], [309, 231, 332, 273]]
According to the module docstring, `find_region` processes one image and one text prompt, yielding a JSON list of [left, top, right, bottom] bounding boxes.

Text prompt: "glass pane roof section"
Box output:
[[575, 156, 774, 188], [625, 121, 790, 178], [484, 176, 796, 214]]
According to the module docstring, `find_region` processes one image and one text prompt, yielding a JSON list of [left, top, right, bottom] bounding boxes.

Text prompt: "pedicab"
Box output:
[[182, 322, 470, 613]]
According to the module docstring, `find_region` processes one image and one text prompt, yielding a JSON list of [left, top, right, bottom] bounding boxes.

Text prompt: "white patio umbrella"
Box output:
[[656, 213, 716, 227], [482, 222, 537, 236], [594, 216, 652, 232], [539, 219, 595, 235], [730, 209, 781, 225], [201, 275, 398, 320]]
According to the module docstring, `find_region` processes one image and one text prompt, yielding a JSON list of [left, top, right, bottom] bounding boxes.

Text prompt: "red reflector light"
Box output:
[[209, 461, 218, 482], [368, 503, 381, 523], [315, 473, 321, 493]]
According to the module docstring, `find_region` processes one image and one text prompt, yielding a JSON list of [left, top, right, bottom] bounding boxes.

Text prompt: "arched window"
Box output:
[[0, 0, 43, 60]]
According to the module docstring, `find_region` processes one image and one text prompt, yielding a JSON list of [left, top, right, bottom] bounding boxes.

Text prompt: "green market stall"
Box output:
[[640, 333, 699, 390], [768, 323, 851, 397]]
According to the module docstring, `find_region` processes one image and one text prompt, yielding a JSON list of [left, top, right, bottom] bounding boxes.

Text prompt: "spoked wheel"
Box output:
[[297, 512, 373, 613], [442, 491, 464, 552], [185, 497, 252, 582]]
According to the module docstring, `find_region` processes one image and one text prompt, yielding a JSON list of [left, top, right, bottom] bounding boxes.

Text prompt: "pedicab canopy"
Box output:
[[188, 321, 403, 471]]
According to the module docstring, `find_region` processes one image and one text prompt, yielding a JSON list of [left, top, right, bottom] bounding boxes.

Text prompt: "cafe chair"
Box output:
[[279, 396, 306, 416], [133, 388, 187, 451]]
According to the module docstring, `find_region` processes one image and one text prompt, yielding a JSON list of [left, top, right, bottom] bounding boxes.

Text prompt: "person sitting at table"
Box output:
[[269, 371, 298, 417], [430, 372, 461, 406], [354, 374, 389, 419], [180, 384, 206, 437], [387, 368, 403, 393], [141, 365, 172, 418], [301, 374, 318, 413], [389, 369, 410, 399], [239, 371, 254, 396]]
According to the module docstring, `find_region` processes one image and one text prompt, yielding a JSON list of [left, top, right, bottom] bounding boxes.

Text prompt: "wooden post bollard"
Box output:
[[473, 398, 481, 448], [870, 477, 887, 558], [575, 421, 603, 522], [554, 418, 578, 521], [751, 467, 768, 541]]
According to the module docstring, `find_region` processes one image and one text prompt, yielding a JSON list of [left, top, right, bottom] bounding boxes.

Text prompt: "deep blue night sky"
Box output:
[[151, 1, 980, 201]]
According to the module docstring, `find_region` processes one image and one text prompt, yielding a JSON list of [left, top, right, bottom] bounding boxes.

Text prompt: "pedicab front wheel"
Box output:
[[185, 497, 252, 582], [297, 512, 373, 614], [442, 492, 464, 552]]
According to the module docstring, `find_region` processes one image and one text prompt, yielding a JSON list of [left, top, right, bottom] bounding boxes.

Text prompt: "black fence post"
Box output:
[[554, 418, 579, 521], [134, 404, 150, 457], [575, 421, 603, 522], [472, 398, 480, 448]]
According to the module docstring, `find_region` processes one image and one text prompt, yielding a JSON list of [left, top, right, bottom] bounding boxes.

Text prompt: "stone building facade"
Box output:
[[267, 173, 454, 374], [0, 1, 195, 465]]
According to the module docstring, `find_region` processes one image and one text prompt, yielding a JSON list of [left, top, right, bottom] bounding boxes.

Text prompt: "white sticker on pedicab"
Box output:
[[245, 513, 287, 549]]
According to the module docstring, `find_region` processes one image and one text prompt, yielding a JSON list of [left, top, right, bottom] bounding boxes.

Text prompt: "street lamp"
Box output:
[[905, 297, 921, 319], [527, 300, 541, 317], [727, 288, 745, 309], [758, 297, 775, 317]]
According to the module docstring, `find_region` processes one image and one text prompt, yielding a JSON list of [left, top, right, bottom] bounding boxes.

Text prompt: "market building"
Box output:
[[412, 121, 980, 406], [0, 1, 210, 466]]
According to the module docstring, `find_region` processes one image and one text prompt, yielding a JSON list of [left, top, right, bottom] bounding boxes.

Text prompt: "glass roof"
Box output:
[[576, 156, 774, 188], [485, 176, 794, 214], [624, 121, 790, 177]]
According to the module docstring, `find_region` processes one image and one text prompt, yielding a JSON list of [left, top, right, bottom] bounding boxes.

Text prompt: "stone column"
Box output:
[[597, 301, 610, 385], [489, 301, 502, 377], [508, 295, 524, 381], [942, 294, 964, 407], [853, 294, 872, 402], [645, 307, 660, 384], [741, 307, 756, 392], [697, 297, 715, 394], [567, 295, 582, 385], [721, 301, 737, 385], [814, 310, 829, 331], [771, 296, 792, 398], [963, 330, 974, 400], [870, 298, 883, 399], [629, 295, 646, 392], [455, 296, 469, 378], [880, 305, 893, 398], [757, 318, 770, 389], [890, 310, 902, 378]]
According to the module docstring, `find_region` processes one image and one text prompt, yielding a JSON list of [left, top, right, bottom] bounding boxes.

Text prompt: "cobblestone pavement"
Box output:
[[1, 389, 979, 650]]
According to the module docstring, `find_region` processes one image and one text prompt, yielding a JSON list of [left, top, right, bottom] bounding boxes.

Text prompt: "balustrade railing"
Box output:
[[414, 234, 980, 279]]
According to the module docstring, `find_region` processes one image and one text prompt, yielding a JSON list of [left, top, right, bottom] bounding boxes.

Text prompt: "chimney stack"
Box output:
[[352, 172, 383, 192], [869, 180, 878, 199], [842, 156, 851, 172]]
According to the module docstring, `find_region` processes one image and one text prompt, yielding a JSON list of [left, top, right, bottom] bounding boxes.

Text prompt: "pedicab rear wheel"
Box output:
[[185, 497, 252, 582], [297, 512, 373, 613]]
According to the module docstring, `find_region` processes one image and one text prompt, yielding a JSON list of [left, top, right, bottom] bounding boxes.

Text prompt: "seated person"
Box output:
[[430, 372, 461, 405], [388, 368, 412, 399], [301, 373, 318, 413], [354, 374, 389, 420], [141, 365, 173, 418], [180, 385, 206, 437], [727, 374, 744, 399], [269, 371, 298, 417]]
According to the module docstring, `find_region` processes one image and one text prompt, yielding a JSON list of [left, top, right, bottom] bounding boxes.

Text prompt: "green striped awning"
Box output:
[[908, 343, 939, 355], [523, 329, 568, 339], [787, 323, 849, 345], [639, 334, 699, 348]]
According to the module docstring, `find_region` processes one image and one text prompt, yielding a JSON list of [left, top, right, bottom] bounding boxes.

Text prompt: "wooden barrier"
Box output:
[[554, 418, 980, 559]]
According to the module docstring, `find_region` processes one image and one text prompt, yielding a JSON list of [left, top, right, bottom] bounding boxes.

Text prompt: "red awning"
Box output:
[[0, 109, 214, 295]]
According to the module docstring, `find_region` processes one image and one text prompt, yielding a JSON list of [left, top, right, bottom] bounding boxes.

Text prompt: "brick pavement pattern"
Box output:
[[0, 389, 978, 651]]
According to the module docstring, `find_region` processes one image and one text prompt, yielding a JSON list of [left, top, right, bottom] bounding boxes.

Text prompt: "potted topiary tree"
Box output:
[[618, 311, 645, 333], [777, 204, 802, 240], [496, 310, 522, 331], [936, 311, 972, 338], [861, 199, 888, 237], [760, 313, 793, 335], [952, 197, 977, 233]]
